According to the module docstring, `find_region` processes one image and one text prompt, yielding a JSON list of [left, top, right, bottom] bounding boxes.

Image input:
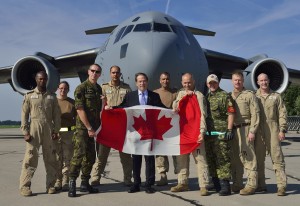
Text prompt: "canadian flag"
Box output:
[[96, 95, 201, 155]]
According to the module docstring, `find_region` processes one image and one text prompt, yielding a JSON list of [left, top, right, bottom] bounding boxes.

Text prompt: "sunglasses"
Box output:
[[90, 69, 101, 74]]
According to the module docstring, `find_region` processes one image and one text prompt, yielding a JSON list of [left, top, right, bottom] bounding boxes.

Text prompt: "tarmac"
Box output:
[[0, 128, 299, 206]]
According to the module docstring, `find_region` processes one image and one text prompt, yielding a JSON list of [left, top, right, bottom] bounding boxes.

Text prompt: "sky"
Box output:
[[0, 0, 300, 121]]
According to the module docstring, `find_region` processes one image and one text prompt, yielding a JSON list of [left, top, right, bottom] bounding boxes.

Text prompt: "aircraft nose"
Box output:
[[122, 33, 182, 86]]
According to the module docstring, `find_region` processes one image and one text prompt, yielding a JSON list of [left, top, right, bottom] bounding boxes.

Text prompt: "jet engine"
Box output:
[[11, 55, 60, 95], [243, 58, 289, 93]]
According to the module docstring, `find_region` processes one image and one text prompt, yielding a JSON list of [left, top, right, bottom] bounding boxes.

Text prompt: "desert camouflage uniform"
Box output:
[[206, 87, 235, 180], [20, 88, 61, 191], [255, 89, 287, 190], [231, 89, 260, 190], [91, 81, 132, 184], [173, 90, 209, 189], [69, 79, 102, 182]]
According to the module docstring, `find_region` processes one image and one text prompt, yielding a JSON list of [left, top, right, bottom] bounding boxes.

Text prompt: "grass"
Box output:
[[0, 125, 20, 129]]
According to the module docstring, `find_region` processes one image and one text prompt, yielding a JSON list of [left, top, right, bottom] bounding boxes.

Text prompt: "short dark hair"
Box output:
[[59, 81, 70, 90], [35, 70, 47, 78], [110, 65, 121, 72], [89, 63, 102, 71], [135, 72, 148, 82], [160, 72, 170, 77]]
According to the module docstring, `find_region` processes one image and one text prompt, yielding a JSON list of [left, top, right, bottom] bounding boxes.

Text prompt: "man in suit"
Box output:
[[109, 72, 165, 194]]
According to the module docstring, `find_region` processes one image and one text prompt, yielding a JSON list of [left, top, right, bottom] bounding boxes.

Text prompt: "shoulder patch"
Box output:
[[76, 93, 82, 99]]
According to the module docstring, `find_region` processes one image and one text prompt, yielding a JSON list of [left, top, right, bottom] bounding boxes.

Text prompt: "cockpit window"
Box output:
[[164, 17, 170, 22], [121, 25, 134, 39], [153, 23, 171, 32], [170, 25, 190, 45], [132, 17, 140, 22], [133, 23, 152, 32], [114, 26, 126, 44]]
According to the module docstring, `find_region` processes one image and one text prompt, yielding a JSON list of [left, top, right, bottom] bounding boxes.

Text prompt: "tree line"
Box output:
[[0, 120, 21, 125], [282, 85, 300, 116]]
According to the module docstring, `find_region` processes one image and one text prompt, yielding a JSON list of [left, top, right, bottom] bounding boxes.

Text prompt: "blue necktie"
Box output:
[[141, 92, 146, 105]]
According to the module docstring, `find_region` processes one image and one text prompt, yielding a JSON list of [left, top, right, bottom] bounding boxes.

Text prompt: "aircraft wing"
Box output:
[[203, 48, 300, 85], [0, 66, 12, 84]]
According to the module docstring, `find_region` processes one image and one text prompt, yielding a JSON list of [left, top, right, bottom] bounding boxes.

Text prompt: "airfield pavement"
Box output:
[[0, 128, 299, 206]]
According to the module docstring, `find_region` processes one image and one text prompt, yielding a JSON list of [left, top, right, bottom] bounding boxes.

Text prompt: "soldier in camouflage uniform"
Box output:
[[171, 73, 210, 196], [54, 81, 76, 191], [205, 74, 235, 196], [255, 73, 287, 196], [230, 72, 260, 195], [19, 71, 61, 196], [153, 72, 177, 186], [90, 65, 133, 187], [68, 64, 103, 197]]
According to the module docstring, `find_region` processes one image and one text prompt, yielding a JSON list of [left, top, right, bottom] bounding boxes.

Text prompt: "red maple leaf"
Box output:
[[132, 109, 173, 150]]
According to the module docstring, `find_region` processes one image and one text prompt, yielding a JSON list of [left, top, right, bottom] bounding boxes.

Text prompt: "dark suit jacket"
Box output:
[[115, 90, 165, 108]]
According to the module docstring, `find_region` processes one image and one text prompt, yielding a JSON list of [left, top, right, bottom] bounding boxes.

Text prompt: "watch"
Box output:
[[87, 127, 93, 131]]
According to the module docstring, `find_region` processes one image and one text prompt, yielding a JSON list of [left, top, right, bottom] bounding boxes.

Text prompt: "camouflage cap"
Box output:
[[207, 74, 219, 83]]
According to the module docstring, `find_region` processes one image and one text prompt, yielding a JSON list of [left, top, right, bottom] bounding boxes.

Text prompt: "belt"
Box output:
[[233, 123, 250, 129], [60, 126, 76, 132]]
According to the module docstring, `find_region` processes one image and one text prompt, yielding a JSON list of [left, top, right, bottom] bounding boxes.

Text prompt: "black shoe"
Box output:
[[145, 186, 156, 194], [68, 180, 76, 197], [80, 181, 98, 193], [219, 179, 231, 196], [128, 185, 140, 193]]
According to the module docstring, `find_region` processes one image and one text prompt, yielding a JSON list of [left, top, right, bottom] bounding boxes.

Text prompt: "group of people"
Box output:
[[19, 64, 288, 198]]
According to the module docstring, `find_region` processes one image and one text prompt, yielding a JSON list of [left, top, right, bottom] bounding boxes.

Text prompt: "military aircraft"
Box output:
[[0, 11, 299, 94]]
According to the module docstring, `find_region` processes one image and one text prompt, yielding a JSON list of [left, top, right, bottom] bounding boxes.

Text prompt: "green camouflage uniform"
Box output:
[[69, 79, 102, 181], [205, 87, 235, 180]]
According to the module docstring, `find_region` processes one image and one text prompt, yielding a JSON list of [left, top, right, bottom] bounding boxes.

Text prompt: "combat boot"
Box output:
[[47, 187, 56, 194], [68, 179, 76, 197], [61, 175, 69, 191], [20, 186, 32, 197], [80, 180, 99, 193], [170, 184, 189, 192], [239, 186, 255, 195], [90, 180, 100, 186], [219, 179, 231, 196], [200, 187, 209, 196], [277, 187, 286, 196], [156, 173, 168, 186]]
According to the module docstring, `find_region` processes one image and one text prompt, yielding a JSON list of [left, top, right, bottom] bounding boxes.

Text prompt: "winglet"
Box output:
[[186, 26, 215, 36], [85, 25, 118, 35]]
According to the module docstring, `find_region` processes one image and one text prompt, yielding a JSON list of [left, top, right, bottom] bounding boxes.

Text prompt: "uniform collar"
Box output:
[[34, 87, 50, 95], [108, 80, 122, 88]]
